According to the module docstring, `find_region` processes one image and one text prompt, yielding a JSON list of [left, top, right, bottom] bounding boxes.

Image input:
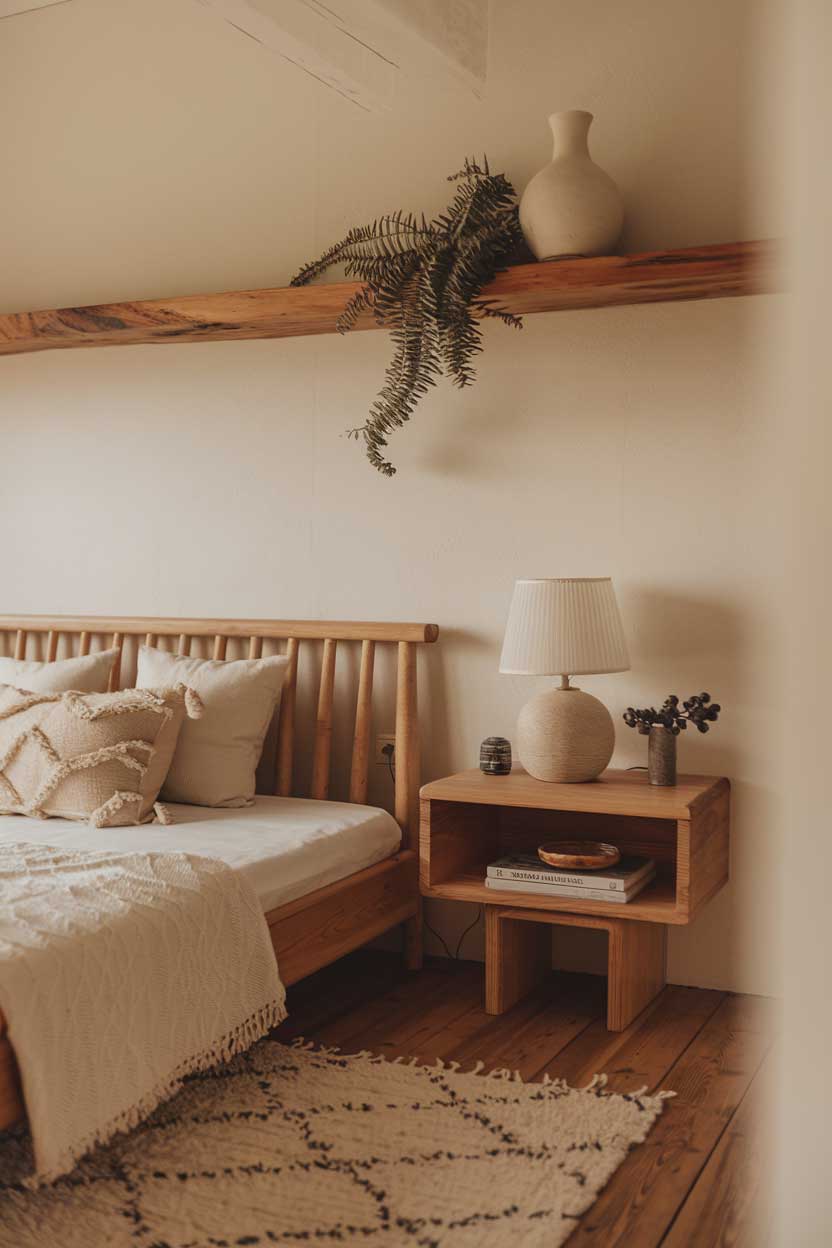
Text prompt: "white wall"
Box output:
[[0, 0, 787, 994]]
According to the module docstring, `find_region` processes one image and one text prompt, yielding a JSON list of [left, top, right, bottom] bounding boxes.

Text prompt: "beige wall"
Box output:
[[1, 0, 787, 994], [777, 3, 832, 1242]]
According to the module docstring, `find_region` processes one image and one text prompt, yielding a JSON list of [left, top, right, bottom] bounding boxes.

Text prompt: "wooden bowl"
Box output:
[[537, 841, 621, 871]]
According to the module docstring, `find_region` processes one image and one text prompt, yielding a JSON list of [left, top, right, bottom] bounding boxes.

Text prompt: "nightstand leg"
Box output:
[[485, 906, 551, 1014], [606, 920, 667, 1031]]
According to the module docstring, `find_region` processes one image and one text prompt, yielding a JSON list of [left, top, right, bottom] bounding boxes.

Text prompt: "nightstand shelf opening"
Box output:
[[425, 866, 680, 924], [420, 770, 729, 928]]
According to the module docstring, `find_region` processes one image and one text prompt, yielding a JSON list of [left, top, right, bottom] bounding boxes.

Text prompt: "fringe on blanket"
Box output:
[[31, 996, 287, 1188]]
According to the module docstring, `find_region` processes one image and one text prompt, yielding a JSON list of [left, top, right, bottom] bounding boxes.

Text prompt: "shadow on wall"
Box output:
[[625, 583, 747, 777], [421, 626, 495, 783], [625, 582, 781, 991], [418, 390, 538, 481]]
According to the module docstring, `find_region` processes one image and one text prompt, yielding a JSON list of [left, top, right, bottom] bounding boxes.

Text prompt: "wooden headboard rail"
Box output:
[[0, 614, 439, 851]]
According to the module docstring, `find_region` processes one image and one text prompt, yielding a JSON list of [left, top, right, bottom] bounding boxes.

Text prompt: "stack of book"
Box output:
[[484, 851, 656, 904]]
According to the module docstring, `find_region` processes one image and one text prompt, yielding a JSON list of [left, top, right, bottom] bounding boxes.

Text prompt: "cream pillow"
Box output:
[[0, 649, 119, 694], [0, 683, 202, 827], [135, 646, 289, 808]]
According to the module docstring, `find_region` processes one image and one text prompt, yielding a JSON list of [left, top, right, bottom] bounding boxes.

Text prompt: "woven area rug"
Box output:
[[0, 1039, 672, 1247]]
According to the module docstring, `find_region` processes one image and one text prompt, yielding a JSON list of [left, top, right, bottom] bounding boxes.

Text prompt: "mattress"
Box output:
[[0, 796, 402, 914]]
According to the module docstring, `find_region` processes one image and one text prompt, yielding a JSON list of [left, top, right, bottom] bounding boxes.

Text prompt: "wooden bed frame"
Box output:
[[0, 613, 439, 1130]]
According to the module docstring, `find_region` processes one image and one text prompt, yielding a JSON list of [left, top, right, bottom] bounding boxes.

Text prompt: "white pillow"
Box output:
[[135, 646, 289, 808], [0, 648, 119, 694]]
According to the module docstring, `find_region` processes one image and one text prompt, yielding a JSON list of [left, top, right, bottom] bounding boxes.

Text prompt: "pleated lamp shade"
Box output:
[[499, 578, 630, 676]]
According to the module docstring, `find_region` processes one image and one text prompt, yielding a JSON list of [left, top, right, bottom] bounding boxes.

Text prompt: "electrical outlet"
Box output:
[[375, 734, 396, 765]]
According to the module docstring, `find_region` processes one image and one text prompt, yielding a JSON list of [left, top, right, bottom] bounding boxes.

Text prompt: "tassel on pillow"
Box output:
[[175, 683, 205, 720]]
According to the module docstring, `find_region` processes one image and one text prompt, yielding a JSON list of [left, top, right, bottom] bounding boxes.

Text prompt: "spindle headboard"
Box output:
[[0, 615, 439, 851]]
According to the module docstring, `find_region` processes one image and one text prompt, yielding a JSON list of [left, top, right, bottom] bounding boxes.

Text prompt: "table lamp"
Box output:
[[499, 577, 630, 782]]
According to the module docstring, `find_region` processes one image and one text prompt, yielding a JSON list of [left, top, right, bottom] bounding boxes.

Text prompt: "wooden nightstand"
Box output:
[[419, 768, 730, 1031]]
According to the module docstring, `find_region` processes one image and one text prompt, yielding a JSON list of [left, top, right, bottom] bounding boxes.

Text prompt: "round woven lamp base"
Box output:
[[517, 687, 614, 783]]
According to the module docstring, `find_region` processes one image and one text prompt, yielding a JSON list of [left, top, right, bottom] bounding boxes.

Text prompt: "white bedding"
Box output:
[[0, 796, 402, 914]]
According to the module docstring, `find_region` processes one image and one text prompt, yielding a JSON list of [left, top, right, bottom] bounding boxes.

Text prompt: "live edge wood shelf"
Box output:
[[419, 768, 730, 1030], [0, 241, 777, 357]]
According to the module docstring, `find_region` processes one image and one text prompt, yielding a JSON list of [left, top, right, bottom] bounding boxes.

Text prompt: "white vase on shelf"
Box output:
[[519, 110, 623, 261]]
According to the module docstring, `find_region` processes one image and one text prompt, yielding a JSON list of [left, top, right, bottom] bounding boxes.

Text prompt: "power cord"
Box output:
[[382, 741, 395, 782], [453, 906, 484, 959], [424, 906, 484, 961], [423, 915, 454, 959]]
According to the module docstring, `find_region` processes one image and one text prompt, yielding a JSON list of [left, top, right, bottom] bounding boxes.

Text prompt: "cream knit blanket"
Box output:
[[0, 841, 286, 1183]]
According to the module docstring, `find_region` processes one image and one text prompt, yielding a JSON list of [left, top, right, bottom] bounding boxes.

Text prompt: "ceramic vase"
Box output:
[[519, 110, 623, 260], [648, 726, 677, 787]]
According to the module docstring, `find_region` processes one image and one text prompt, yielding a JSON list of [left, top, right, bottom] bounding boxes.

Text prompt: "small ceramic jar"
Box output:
[[480, 737, 512, 775]]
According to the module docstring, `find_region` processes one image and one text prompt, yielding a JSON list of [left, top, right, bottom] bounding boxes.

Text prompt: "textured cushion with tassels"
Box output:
[[0, 684, 203, 827]]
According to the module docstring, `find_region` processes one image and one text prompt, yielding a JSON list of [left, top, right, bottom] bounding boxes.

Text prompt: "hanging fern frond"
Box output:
[[337, 285, 376, 334], [291, 213, 435, 287], [292, 157, 523, 475]]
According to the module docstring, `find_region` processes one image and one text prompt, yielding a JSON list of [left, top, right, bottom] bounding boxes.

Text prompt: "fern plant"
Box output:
[[291, 158, 524, 476]]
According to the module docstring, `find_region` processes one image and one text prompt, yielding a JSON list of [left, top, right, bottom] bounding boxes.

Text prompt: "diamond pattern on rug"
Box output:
[[0, 1039, 672, 1247]]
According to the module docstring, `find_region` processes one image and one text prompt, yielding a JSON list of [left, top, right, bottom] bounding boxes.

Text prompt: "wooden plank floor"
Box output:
[[274, 950, 775, 1247]]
